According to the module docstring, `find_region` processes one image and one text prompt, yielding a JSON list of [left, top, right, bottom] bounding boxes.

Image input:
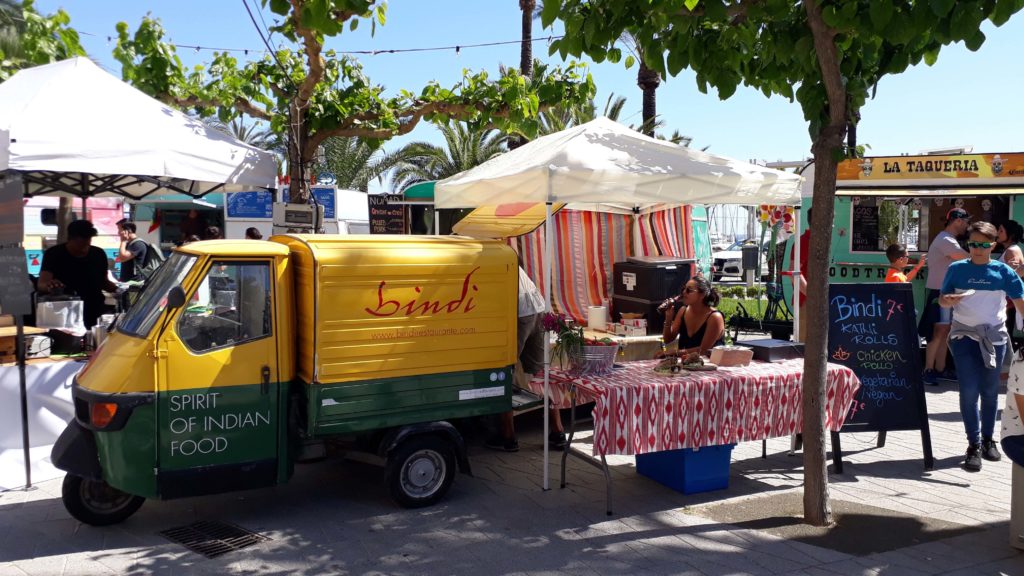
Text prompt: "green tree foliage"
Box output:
[[112, 0, 595, 202], [389, 122, 508, 192], [543, 0, 1024, 526], [0, 0, 85, 82]]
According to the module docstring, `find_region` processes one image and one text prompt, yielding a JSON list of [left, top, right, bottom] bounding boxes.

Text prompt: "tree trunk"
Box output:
[[288, 104, 311, 204], [802, 0, 848, 528], [509, 0, 535, 151], [637, 62, 660, 137], [803, 127, 843, 527], [56, 197, 74, 244]]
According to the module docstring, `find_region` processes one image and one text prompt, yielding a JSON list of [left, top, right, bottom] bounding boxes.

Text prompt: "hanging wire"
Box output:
[[79, 27, 565, 58]]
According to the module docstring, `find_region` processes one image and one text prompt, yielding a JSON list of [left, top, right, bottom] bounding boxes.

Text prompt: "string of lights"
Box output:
[[79, 29, 565, 58]]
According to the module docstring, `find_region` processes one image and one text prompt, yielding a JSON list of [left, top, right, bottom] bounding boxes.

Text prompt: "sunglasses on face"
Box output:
[[967, 241, 994, 249], [683, 287, 701, 294]]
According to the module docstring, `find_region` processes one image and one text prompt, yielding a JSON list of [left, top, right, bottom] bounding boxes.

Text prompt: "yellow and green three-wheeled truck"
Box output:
[[52, 235, 518, 525]]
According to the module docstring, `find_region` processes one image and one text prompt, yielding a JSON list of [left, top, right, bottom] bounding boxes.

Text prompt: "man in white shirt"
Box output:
[[486, 265, 566, 451], [921, 208, 970, 384]]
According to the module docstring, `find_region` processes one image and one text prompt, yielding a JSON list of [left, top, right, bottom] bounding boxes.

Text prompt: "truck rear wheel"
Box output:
[[386, 436, 456, 508], [62, 474, 144, 526]]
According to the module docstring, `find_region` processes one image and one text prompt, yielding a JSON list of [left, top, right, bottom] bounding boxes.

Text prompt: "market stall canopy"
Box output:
[[435, 116, 803, 211], [0, 57, 277, 199]]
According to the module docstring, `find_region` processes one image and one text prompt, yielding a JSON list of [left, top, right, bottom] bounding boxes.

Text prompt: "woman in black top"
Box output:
[[658, 276, 725, 359]]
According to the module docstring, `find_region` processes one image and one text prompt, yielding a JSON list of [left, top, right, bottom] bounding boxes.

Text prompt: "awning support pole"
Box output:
[[542, 197, 553, 491]]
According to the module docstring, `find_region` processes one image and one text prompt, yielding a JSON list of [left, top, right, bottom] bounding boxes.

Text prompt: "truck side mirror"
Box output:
[[166, 286, 187, 309]]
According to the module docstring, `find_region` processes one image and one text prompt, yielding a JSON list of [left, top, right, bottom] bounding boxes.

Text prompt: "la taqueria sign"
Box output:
[[838, 153, 1024, 182]]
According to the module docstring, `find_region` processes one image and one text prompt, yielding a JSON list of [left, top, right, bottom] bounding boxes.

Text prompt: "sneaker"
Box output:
[[982, 438, 1002, 462], [484, 436, 519, 453], [938, 368, 958, 383], [548, 431, 568, 450], [963, 443, 982, 472], [922, 369, 940, 386]]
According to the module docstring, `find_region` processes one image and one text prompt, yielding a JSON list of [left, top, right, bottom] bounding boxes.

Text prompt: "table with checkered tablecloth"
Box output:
[[528, 358, 861, 456]]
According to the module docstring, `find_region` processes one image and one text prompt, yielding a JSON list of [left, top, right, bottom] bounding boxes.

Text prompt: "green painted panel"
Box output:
[[311, 366, 513, 435], [95, 404, 158, 498], [157, 382, 279, 471], [691, 205, 713, 277]]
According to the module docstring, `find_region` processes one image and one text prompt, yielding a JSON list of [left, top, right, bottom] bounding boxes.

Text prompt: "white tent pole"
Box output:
[[793, 209, 801, 342], [542, 199, 553, 491], [433, 206, 440, 235]]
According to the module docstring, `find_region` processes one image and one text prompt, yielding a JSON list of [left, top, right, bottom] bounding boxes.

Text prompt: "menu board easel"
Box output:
[[827, 282, 934, 471]]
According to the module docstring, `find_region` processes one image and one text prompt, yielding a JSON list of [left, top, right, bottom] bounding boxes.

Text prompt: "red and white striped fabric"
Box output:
[[528, 358, 861, 456], [514, 206, 694, 324]]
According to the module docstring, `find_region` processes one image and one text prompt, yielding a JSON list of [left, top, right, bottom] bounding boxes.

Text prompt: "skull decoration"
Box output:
[[954, 198, 965, 209], [993, 155, 1005, 175], [982, 199, 992, 212], [860, 159, 874, 177]]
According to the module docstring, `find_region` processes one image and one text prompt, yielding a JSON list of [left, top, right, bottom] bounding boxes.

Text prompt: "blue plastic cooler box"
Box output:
[[635, 444, 735, 494]]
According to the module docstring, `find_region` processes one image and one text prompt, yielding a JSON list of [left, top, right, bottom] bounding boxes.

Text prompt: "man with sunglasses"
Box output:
[[921, 208, 971, 385], [940, 221, 1024, 472]]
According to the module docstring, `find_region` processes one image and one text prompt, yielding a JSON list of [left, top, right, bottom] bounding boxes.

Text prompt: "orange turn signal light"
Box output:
[[90, 402, 118, 428]]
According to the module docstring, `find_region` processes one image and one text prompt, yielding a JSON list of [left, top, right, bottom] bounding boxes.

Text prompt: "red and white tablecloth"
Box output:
[[527, 358, 861, 456]]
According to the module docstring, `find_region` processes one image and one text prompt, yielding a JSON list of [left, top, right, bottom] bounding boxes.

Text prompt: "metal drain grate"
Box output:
[[160, 520, 269, 559]]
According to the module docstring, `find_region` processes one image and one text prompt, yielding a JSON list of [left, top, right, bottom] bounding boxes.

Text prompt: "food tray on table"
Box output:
[[682, 362, 718, 371]]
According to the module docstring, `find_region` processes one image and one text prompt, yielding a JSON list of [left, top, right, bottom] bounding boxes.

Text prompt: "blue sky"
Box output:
[[38, 0, 1024, 191]]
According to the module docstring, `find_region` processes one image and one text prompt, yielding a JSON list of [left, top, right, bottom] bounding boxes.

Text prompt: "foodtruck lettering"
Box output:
[[365, 266, 480, 317], [883, 159, 980, 174]]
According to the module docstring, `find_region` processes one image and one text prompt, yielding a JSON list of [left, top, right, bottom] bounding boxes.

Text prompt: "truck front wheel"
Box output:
[[62, 474, 145, 526], [386, 436, 456, 508]]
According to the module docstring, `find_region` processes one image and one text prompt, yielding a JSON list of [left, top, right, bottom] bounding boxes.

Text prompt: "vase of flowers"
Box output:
[[542, 312, 584, 366]]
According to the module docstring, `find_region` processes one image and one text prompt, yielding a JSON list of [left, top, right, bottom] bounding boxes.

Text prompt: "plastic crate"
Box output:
[[635, 444, 734, 494]]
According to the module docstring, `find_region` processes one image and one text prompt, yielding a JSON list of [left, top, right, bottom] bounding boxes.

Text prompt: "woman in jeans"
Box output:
[[940, 221, 1024, 472]]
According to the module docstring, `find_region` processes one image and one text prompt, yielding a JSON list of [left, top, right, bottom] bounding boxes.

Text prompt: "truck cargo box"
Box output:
[[271, 234, 518, 434]]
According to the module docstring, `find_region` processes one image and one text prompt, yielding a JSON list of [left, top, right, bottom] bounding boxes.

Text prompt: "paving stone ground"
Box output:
[[1, 369, 1022, 575]]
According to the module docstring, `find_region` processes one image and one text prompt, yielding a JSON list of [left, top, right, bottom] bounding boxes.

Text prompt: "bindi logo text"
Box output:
[[365, 267, 480, 317]]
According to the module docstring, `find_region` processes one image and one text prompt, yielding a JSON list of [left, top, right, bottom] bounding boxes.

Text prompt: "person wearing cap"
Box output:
[[38, 220, 117, 328], [920, 208, 971, 385]]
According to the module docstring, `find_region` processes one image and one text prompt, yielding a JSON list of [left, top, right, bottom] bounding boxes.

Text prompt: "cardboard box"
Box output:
[[622, 318, 648, 329], [620, 312, 644, 320], [609, 323, 628, 336], [710, 346, 753, 367], [636, 444, 734, 494], [0, 315, 13, 327], [627, 326, 647, 337]]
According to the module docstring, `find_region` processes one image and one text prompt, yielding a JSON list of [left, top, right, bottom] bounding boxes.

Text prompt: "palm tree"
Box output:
[[389, 122, 507, 192], [510, 0, 540, 150], [206, 117, 283, 154], [315, 136, 410, 192], [618, 31, 662, 137]]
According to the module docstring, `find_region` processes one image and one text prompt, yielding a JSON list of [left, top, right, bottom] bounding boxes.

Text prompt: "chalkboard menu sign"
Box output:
[[827, 282, 933, 467], [851, 205, 880, 251], [368, 194, 405, 234]]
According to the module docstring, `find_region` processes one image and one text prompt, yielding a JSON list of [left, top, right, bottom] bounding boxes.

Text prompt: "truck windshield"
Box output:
[[117, 253, 197, 338]]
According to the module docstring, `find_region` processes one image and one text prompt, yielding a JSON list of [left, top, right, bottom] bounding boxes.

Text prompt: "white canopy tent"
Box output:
[[435, 117, 804, 489], [0, 57, 279, 491], [0, 57, 278, 198]]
